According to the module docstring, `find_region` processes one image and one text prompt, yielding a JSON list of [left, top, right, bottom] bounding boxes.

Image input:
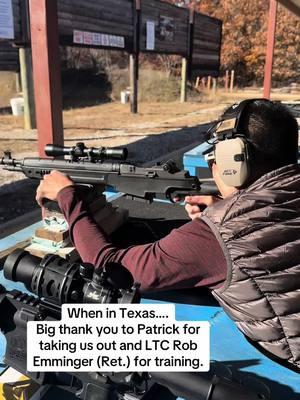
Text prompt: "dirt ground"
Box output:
[[0, 101, 221, 153], [0, 99, 229, 185], [0, 90, 299, 225], [1, 89, 299, 156]]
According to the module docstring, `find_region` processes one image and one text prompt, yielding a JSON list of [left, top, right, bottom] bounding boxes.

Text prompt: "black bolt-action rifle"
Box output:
[[0, 142, 218, 202]]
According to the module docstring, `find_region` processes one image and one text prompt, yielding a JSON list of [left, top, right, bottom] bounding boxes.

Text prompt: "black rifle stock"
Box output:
[[0, 143, 218, 202]]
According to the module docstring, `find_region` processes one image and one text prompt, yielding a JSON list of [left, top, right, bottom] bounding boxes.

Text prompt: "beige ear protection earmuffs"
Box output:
[[214, 137, 250, 187], [203, 99, 269, 188]]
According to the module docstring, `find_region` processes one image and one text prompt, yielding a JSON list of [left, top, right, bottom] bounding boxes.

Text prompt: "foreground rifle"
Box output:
[[0, 250, 264, 400], [0, 142, 218, 202]]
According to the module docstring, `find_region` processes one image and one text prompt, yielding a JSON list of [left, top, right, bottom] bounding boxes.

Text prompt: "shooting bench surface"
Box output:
[[0, 196, 300, 400]]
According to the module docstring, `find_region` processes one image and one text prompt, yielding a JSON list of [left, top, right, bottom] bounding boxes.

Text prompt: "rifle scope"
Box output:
[[45, 142, 128, 161], [4, 249, 139, 306]]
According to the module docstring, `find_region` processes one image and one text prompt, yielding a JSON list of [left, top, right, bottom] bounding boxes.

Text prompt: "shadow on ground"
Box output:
[[0, 107, 12, 115], [62, 68, 112, 109], [124, 124, 208, 165]]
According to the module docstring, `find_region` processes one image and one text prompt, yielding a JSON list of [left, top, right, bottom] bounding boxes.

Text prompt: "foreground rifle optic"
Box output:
[[0, 250, 264, 400], [0, 142, 218, 202]]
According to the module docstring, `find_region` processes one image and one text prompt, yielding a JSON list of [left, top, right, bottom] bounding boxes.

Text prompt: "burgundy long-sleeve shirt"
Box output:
[[57, 186, 227, 292]]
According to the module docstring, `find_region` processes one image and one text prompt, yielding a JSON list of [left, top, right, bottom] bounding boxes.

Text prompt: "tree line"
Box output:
[[168, 0, 299, 86]]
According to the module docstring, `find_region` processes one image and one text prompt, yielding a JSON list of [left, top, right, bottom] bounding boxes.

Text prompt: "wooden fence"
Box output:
[[140, 1, 189, 56], [192, 12, 222, 77], [57, 0, 134, 50], [3, 0, 222, 77], [0, 42, 19, 71]]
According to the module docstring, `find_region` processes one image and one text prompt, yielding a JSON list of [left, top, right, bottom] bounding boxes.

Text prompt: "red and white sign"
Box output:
[[83, 31, 93, 45], [73, 30, 83, 44], [73, 30, 125, 49]]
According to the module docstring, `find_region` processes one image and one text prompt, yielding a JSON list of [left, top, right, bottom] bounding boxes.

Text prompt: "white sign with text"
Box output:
[[27, 304, 210, 372], [0, 0, 14, 39]]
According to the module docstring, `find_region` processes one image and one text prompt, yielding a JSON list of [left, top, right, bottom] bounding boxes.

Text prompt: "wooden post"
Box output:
[[230, 70, 235, 93], [263, 0, 277, 99], [207, 76, 212, 92], [19, 47, 36, 129], [187, 9, 195, 81], [195, 77, 200, 89], [225, 70, 229, 92], [29, 0, 64, 157], [15, 72, 22, 93], [181, 57, 188, 103], [130, 54, 134, 98], [212, 78, 217, 95], [130, 54, 138, 113], [131, 0, 140, 114]]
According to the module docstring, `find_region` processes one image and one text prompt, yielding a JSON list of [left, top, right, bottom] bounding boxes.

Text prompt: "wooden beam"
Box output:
[[187, 9, 195, 81], [207, 76, 212, 92], [19, 48, 36, 129], [180, 57, 187, 103], [263, 0, 278, 99], [29, 0, 64, 157], [130, 54, 138, 114], [225, 70, 229, 92], [0, 239, 31, 262], [230, 70, 235, 93], [130, 0, 140, 114], [15, 71, 22, 93], [212, 77, 217, 95]]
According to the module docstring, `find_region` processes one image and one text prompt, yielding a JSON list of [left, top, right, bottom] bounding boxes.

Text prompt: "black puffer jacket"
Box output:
[[201, 164, 300, 369]]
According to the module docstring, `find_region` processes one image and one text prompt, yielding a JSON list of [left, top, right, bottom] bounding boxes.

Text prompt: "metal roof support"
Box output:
[[29, 0, 64, 157], [263, 0, 278, 99]]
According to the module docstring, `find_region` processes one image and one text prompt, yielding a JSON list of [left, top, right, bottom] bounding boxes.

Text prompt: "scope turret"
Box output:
[[45, 142, 128, 161]]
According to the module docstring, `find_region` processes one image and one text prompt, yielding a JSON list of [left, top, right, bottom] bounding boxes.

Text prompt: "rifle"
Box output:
[[0, 249, 264, 400], [0, 142, 218, 202]]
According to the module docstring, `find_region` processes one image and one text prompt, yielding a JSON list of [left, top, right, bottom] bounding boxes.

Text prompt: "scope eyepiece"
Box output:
[[3, 250, 139, 306], [4, 249, 41, 289], [45, 142, 128, 161]]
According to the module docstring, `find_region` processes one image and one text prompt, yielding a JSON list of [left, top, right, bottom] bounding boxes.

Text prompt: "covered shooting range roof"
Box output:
[[278, 0, 300, 16]]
